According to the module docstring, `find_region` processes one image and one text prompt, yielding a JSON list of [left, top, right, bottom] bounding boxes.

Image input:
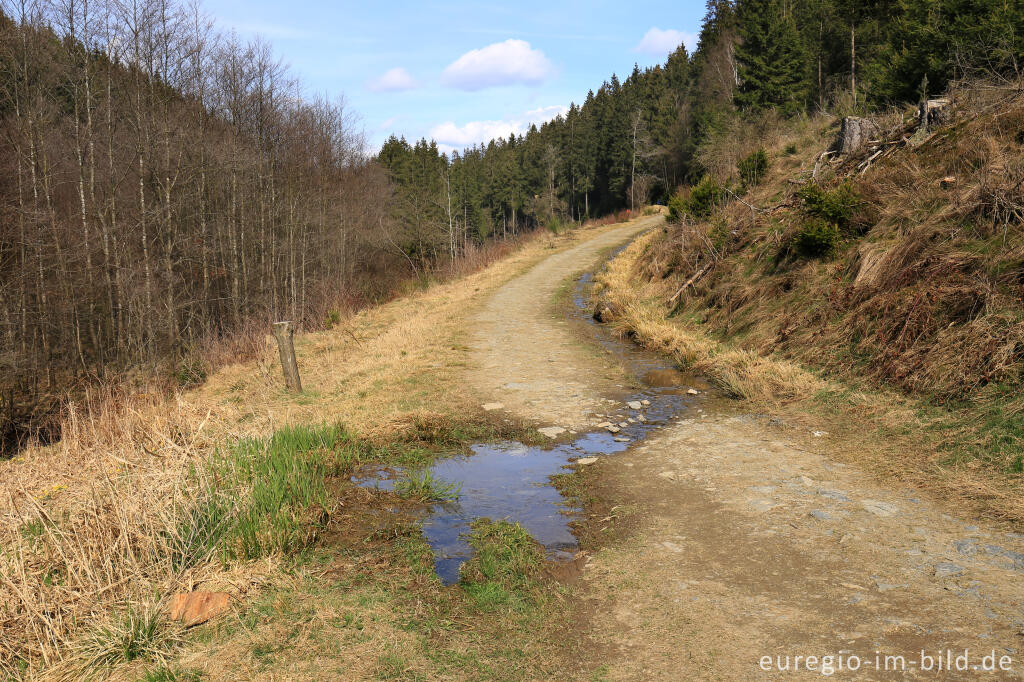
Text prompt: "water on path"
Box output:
[[356, 263, 706, 584]]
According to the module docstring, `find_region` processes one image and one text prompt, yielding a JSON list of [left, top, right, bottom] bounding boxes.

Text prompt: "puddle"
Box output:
[[642, 368, 687, 387], [356, 262, 706, 585]]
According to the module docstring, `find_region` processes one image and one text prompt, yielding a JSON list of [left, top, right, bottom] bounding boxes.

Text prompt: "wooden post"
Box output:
[[272, 321, 302, 392]]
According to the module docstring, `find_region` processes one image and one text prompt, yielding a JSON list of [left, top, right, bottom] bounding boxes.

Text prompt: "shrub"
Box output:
[[738, 148, 769, 186], [668, 176, 726, 223], [784, 143, 798, 155], [173, 353, 208, 388], [797, 182, 858, 232], [667, 192, 686, 223], [686, 176, 727, 219], [324, 309, 341, 329], [792, 218, 841, 258], [547, 215, 571, 234]]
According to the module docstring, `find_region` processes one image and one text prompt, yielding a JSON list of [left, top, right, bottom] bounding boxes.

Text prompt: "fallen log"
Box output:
[[668, 261, 713, 306]]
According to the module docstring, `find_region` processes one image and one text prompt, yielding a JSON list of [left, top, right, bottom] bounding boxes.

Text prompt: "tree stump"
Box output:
[[831, 117, 880, 156], [272, 321, 302, 392], [918, 98, 952, 132]]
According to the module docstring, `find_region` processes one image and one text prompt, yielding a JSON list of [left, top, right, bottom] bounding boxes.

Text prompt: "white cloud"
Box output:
[[366, 67, 417, 93], [441, 39, 554, 91], [524, 104, 568, 124], [429, 104, 568, 153], [634, 27, 696, 56]]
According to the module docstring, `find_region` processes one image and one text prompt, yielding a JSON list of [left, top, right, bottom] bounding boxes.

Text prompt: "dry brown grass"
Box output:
[[0, 220, 639, 679], [596, 231, 828, 403]]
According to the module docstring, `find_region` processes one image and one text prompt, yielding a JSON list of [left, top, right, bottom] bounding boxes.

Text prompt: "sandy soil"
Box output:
[[466, 219, 1024, 680], [467, 215, 662, 430]]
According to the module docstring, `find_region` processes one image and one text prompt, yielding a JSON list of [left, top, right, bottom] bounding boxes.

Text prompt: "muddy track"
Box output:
[[466, 219, 1024, 680]]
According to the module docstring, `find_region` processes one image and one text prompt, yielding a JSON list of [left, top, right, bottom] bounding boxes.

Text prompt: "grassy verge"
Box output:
[[150, 501, 575, 680], [39, 416, 577, 680], [596, 230, 1024, 526]]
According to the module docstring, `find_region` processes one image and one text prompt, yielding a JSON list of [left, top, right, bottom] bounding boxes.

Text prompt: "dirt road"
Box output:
[[467, 219, 1024, 680]]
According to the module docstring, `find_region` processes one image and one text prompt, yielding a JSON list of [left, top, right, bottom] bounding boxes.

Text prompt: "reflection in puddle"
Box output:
[[642, 368, 687, 387], [357, 265, 705, 584]]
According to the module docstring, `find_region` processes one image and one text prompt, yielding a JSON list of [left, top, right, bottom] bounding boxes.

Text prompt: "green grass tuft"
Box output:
[[459, 519, 544, 611], [163, 422, 348, 568], [79, 605, 175, 667], [376, 651, 424, 680], [393, 468, 461, 502], [217, 423, 342, 559]]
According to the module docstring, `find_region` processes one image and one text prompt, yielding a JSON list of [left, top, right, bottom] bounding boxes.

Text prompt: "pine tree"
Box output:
[[734, 0, 810, 114]]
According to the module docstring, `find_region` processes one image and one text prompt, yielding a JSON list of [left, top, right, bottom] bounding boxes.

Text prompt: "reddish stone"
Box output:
[[168, 591, 231, 627]]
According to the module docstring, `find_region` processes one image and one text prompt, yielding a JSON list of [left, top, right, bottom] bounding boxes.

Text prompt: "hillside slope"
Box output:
[[597, 83, 1024, 520]]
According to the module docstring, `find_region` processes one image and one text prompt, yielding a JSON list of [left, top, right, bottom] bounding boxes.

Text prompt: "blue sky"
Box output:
[[202, 1, 707, 153]]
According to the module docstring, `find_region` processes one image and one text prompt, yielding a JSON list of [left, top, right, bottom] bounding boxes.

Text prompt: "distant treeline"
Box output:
[[0, 0, 526, 451], [379, 0, 1022, 239]]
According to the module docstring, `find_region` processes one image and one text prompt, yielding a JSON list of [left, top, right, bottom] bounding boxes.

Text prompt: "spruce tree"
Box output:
[[734, 0, 810, 114]]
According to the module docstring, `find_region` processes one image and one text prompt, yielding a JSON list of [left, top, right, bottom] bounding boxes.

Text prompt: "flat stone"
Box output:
[[538, 426, 566, 439], [597, 421, 613, 429], [606, 425, 621, 433], [637, 415, 647, 422], [934, 562, 965, 578], [481, 402, 505, 411], [818, 489, 851, 503], [627, 401, 642, 410], [658, 471, 679, 481], [169, 591, 231, 627], [954, 539, 978, 555], [576, 457, 598, 465], [874, 580, 908, 592], [809, 510, 832, 521], [985, 545, 1024, 571], [641, 399, 651, 406], [614, 437, 630, 443], [862, 500, 898, 517], [748, 499, 777, 513], [686, 388, 699, 395]]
